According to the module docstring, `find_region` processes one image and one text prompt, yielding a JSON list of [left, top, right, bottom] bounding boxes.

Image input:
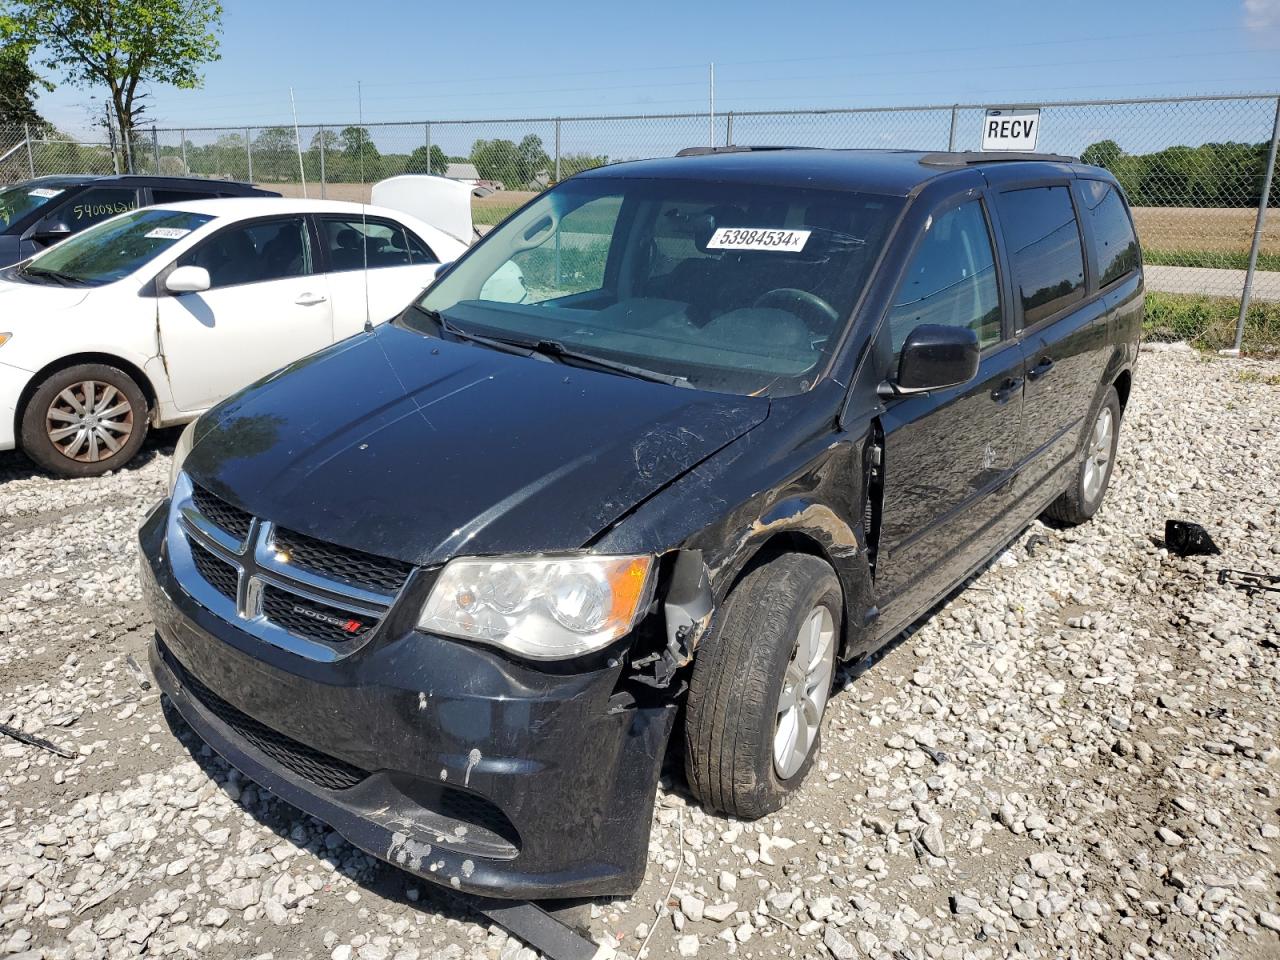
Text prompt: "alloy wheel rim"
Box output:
[[1081, 406, 1114, 502], [45, 380, 134, 464], [774, 604, 836, 779]]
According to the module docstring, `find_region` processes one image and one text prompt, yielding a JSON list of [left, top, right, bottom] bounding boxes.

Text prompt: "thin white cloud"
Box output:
[[1244, 0, 1280, 32]]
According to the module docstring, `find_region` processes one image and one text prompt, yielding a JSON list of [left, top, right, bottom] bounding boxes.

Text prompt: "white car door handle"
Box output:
[[295, 293, 328, 306]]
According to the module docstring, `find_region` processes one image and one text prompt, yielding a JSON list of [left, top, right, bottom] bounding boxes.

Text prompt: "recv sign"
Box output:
[[982, 108, 1040, 151]]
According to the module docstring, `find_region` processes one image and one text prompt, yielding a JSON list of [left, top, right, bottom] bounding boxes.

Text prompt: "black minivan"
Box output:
[[0, 174, 278, 266], [139, 148, 1142, 900]]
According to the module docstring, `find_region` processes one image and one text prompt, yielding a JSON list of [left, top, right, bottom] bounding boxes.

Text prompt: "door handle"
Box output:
[[295, 293, 328, 306], [990, 376, 1023, 404], [1027, 356, 1055, 381]]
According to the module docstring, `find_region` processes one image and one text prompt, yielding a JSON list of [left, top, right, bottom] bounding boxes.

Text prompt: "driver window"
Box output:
[[492, 195, 622, 304], [886, 199, 1001, 356]]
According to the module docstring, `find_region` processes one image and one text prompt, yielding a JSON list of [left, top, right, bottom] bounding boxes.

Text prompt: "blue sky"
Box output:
[[32, 0, 1280, 139]]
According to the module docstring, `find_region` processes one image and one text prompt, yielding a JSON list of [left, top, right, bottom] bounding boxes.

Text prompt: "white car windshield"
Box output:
[[414, 176, 902, 397], [18, 208, 214, 287]]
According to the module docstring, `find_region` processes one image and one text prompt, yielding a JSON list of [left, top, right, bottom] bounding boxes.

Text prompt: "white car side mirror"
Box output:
[[166, 265, 211, 294]]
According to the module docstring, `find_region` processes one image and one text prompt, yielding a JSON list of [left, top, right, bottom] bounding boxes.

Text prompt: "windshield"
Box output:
[[20, 208, 214, 286], [415, 176, 902, 396], [0, 183, 69, 230]]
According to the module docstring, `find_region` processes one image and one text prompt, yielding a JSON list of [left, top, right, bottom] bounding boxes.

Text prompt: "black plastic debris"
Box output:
[[1165, 519, 1221, 557], [1217, 568, 1280, 597]]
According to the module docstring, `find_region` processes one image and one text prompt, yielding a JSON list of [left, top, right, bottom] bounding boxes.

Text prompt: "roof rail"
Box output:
[[920, 151, 1078, 166], [674, 145, 808, 157]]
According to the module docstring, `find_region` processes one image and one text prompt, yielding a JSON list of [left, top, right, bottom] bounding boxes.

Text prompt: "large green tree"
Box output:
[[0, 14, 49, 128], [5, 0, 222, 149]]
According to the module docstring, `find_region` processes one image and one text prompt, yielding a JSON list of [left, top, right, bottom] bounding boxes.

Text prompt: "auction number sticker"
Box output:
[[27, 188, 63, 199], [706, 227, 810, 252], [145, 227, 192, 240]]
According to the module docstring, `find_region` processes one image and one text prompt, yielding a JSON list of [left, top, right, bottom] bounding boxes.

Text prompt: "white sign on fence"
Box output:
[[982, 108, 1040, 151]]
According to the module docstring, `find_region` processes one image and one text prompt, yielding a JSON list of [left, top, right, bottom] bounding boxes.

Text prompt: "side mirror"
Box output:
[[166, 265, 211, 294], [32, 222, 71, 245], [895, 324, 980, 393]]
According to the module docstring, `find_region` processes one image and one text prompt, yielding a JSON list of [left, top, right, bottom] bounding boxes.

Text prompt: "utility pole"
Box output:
[[709, 62, 716, 149]]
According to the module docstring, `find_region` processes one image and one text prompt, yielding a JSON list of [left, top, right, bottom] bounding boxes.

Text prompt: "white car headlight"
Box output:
[[0, 333, 11, 349], [169, 419, 199, 492], [418, 554, 656, 659]]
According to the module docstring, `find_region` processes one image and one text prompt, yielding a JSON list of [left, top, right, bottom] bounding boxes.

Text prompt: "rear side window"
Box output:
[[56, 187, 139, 234], [152, 189, 219, 204], [319, 219, 422, 272], [886, 198, 1002, 354], [1080, 180, 1139, 287], [998, 186, 1085, 326]]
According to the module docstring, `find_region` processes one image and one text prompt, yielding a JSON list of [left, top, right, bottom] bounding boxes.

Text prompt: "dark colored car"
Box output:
[[0, 174, 278, 266], [138, 148, 1143, 900]]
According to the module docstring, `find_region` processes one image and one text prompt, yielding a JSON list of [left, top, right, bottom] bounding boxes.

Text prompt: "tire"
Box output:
[[1043, 385, 1121, 526], [684, 553, 842, 819], [20, 364, 150, 478]]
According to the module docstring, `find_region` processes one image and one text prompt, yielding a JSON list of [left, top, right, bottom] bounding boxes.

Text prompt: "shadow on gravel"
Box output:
[[0, 425, 184, 484]]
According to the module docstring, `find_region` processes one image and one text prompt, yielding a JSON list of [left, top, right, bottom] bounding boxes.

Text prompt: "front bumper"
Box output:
[[0, 361, 31, 451], [138, 501, 675, 899]]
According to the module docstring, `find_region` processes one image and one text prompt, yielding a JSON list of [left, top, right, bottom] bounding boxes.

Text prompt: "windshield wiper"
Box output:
[[410, 306, 688, 387], [527, 339, 691, 388], [22, 266, 83, 287], [410, 306, 552, 361]]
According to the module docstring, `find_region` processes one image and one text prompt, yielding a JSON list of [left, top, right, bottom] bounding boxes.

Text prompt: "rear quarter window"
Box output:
[[997, 185, 1086, 326], [1079, 180, 1140, 287]]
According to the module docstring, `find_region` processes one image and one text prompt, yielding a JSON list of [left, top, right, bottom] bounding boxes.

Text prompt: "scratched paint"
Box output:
[[388, 832, 432, 872], [463, 747, 481, 786]]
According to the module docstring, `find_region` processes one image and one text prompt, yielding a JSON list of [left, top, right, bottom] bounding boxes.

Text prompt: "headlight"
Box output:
[[169, 419, 198, 492], [0, 333, 11, 348], [418, 554, 656, 659]]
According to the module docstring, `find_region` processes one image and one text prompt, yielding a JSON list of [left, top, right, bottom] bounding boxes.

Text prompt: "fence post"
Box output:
[[106, 122, 119, 174], [1232, 96, 1280, 354], [23, 123, 34, 178], [947, 106, 959, 151], [180, 130, 188, 173], [554, 118, 561, 183], [318, 125, 327, 198], [152, 128, 161, 172], [726, 111, 734, 147], [124, 129, 134, 174], [245, 128, 254, 182]]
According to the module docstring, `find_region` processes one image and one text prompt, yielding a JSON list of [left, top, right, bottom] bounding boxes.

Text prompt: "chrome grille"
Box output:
[[190, 483, 253, 544], [271, 526, 412, 594], [168, 472, 408, 662], [261, 585, 375, 644], [189, 540, 238, 602]]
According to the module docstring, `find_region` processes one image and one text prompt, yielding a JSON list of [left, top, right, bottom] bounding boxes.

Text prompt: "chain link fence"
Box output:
[[3, 94, 1278, 353]]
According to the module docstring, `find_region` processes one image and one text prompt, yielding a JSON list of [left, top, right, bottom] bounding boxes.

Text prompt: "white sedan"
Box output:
[[0, 198, 467, 476]]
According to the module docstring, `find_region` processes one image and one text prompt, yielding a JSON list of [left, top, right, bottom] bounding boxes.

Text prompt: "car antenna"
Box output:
[[358, 80, 373, 334]]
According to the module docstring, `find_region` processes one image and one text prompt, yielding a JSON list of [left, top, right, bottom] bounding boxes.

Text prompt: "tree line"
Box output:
[[143, 127, 608, 189], [1081, 139, 1276, 208]]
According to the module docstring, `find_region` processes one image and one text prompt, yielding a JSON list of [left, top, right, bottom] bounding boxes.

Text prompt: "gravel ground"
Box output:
[[1, 347, 1279, 960]]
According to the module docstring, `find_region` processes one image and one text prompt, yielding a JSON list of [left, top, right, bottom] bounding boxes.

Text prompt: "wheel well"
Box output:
[[15, 353, 157, 437], [726, 531, 852, 653], [1113, 369, 1132, 414]]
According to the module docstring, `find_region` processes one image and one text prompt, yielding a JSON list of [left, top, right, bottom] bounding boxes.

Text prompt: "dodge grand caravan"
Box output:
[[138, 148, 1143, 900]]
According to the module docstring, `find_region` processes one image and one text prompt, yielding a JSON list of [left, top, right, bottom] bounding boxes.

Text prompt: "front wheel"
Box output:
[[1044, 385, 1121, 526], [20, 364, 150, 478], [684, 553, 841, 819]]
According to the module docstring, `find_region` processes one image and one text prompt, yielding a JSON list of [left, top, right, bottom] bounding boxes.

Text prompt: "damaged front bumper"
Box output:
[[138, 502, 677, 900]]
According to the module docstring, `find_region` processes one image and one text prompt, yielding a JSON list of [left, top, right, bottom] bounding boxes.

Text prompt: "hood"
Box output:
[[186, 323, 769, 565], [0, 272, 94, 312]]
